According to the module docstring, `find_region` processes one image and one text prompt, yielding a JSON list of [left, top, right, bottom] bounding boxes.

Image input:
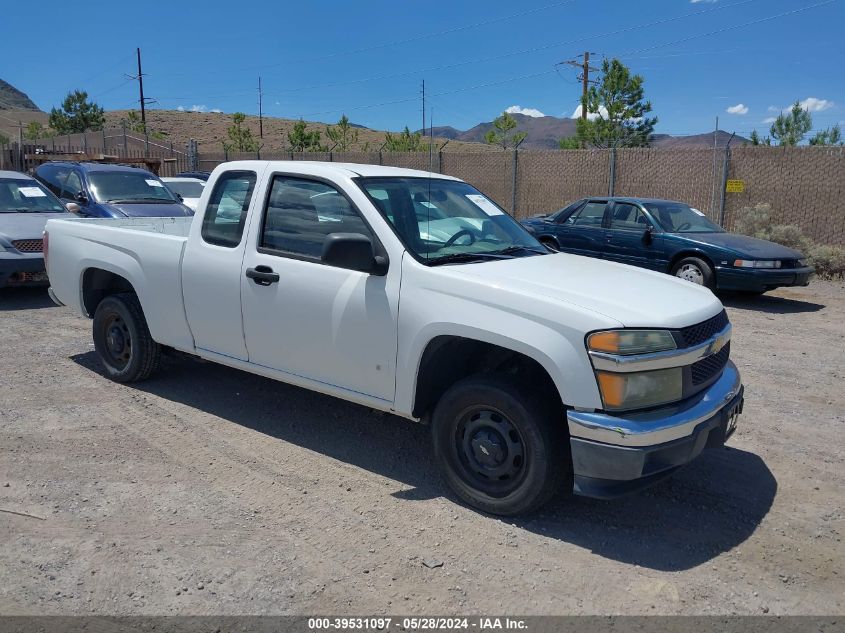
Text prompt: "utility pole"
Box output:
[[421, 80, 426, 134], [559, 52, 600, 119], [137, 48, 146, 127], [258, 76, 264, 139]]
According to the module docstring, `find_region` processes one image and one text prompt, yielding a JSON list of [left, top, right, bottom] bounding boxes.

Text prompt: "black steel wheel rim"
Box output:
[[102, 312, 131, 369], [451, 406, 527, 497]]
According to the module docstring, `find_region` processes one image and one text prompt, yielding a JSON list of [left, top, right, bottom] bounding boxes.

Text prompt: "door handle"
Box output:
[[245, 265, 280, 286]]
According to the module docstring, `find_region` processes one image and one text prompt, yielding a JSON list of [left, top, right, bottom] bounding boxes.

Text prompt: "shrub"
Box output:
[[732, 203, 845, 279]]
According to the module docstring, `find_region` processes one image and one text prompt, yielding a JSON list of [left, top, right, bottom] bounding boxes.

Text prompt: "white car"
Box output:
[[44, 161, 743, 515], [162, 177, 205, 212]]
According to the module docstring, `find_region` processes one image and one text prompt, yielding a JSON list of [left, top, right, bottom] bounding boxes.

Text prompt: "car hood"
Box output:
[[0, 212, 69, 242], [100, 202, 193, 218], [675, 232, 804, 258], [449, 252, 724, 329]]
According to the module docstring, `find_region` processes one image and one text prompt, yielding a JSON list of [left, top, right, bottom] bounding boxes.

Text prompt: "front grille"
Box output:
[[690, 341, 730, 385], [677, 310, 729, 348], [11, 239, 43, 253]]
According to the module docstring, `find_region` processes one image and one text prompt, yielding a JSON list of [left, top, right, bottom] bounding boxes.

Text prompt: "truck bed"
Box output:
[[45, 216, 196, 352]]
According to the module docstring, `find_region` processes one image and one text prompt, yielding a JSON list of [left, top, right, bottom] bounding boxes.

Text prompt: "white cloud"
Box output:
[[762, 117, 777, 124], [176, 106, 185, 112], [210, 108, 222, 114], [767, 105, 780, 113], [726, 103, 748, 115], [570, 104, 609, 121], [799, 97, 834, 112], [690, 0, 718, 3], [190, 105, 207, 113], [505, 105, 546, 118]]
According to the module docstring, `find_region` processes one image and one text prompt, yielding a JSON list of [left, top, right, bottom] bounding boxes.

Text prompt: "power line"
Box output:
[[154, 0, 758, 103]]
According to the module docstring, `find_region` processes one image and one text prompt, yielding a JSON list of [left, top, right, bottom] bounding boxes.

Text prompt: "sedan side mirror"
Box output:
[[75, 191, 88, 205], [322, 233, 387, 275], [65, 202, 81, 214]]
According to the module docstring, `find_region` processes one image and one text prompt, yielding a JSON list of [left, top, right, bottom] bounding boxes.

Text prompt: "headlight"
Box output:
[[587, 329, 676, 355], [734, 259, 781, 269], [595, 368, 683, 411]]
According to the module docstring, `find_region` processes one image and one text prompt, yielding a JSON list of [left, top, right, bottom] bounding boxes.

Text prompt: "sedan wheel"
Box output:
[[670, 256, 715, 290], [676, 263, 704, 285]]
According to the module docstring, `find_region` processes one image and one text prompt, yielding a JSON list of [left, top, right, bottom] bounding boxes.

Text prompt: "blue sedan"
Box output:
[[521, 197, 813, 294]]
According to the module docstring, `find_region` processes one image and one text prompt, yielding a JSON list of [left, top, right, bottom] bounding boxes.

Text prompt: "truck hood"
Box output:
[[0, 212, 69, 242], [450, 252, 723, 328], [675, 232, 804, 259], [100, 202, 193, 218]]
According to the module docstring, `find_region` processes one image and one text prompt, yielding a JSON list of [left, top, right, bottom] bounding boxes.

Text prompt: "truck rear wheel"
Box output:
[[431, 375, 568, 516], [92, 293, 161, 383]]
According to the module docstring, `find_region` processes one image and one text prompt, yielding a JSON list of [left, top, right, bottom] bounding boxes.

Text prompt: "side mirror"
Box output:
[[322, 233, 387, 275], [643, 225, 654, 245], [65, 202, 81, 214], [175, 193, 184, 202], [75, 191, 88, 205]]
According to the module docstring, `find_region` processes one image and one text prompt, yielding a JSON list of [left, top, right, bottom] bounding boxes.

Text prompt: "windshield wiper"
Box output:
[[489, 245, 548, 257], [426, 252, 514, 266], [106, 198, 173, 204], [2, 208, 47, 213]]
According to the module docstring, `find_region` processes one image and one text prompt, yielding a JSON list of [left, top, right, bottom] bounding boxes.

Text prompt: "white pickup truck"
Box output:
[[45, 161, 744, 515]]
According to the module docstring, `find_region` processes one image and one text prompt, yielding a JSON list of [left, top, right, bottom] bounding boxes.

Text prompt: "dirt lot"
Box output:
[[0, 282, 843, 616]]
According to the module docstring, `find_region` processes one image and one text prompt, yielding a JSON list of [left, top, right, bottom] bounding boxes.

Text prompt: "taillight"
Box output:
[[43, 230, 49, 272]]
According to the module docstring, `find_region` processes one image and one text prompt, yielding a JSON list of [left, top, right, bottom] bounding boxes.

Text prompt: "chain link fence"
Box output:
[[1, 137, 842, 245]]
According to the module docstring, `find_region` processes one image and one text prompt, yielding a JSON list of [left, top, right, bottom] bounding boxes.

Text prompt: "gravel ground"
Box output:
[[0, 282, 843, 616]]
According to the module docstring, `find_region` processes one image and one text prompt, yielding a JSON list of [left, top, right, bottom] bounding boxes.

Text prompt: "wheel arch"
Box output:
[[668, 250, 717, 275], [412, 335, 564, 421], [81, 267, 138, 317]]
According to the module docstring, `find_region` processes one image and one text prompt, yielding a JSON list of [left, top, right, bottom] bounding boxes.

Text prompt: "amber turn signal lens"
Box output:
[[596, 372, 625, 408], [588, 331, 620, 353]]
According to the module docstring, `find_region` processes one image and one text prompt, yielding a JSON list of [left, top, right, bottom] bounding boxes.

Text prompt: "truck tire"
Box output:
[[431, 374, 569, 516], [671, 256, 715, 290], [92, 293, 161, 383]]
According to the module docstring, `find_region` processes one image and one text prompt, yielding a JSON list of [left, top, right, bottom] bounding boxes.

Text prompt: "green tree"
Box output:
[[326, 114, 359, 151], [0, 131, 9, 147], [48, 90, 105, 134], [748, 130, 771, 146], [125, 110, 146, 134], [287, 118, 324, 152], [484, 111, 527, 149], [24, 121, 46, 141], [769, 102, 812, 146], [384, 126, 424, 151], [809, 124, 843, 146], [575, 58, 657, 148], [222, 112, 259, 152], [558, 136, 580, 149]]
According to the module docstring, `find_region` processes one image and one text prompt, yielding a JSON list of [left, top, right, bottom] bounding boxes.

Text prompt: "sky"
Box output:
[[2, 0, 843, 138]]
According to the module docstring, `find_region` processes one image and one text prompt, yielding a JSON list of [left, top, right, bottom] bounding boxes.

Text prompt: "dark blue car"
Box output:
[[34, 162, 193, 219], [521, 197, 813, 294]]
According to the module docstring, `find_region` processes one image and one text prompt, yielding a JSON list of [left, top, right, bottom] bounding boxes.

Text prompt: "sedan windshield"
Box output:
[[357, 177, 546, 264], [0, 178, 66, 213], [88, 172, 178, 203], [644, 201, 724, 233]]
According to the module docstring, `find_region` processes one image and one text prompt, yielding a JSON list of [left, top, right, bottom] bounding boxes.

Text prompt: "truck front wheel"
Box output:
[[92, 293, 161, 382], [431, 375, 568, 516]]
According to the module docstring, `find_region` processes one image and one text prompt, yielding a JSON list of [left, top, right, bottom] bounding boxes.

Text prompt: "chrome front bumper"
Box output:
[[567, 362, 743, 498]]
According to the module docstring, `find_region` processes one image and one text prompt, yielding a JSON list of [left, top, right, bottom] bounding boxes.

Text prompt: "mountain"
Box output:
[[0, 79, 41, 111], [421, 114, 749, 150]]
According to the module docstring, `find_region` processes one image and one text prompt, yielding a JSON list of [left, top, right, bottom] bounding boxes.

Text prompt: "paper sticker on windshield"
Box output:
[[419, 201, 438, 209], [690, 207, 705, 216], [18, 186, 47, 198], [145, 179, 163, 187], [466, 194, 504, 216]]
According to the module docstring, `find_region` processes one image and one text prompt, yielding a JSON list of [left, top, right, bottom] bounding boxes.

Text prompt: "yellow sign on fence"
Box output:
[[726, 179, 745, 193]]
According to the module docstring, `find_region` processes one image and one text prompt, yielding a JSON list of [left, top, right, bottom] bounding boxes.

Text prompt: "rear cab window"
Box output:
[[201, 171, 257, 247]]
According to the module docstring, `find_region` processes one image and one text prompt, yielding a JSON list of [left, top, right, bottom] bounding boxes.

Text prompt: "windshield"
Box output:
[[165, 180, 204, 198], [88, 172, 179, 203], [0, 178, 66, 213], [357, 177, 546, 264], [644, 201, 724, 233]]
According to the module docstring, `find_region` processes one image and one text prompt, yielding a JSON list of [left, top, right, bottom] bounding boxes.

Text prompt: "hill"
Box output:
[[421, 114, 749, 150], [0, 79, 41, 111]]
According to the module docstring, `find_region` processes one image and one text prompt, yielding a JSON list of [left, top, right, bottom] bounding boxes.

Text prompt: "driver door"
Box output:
[[604, 202, 659, 270]]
